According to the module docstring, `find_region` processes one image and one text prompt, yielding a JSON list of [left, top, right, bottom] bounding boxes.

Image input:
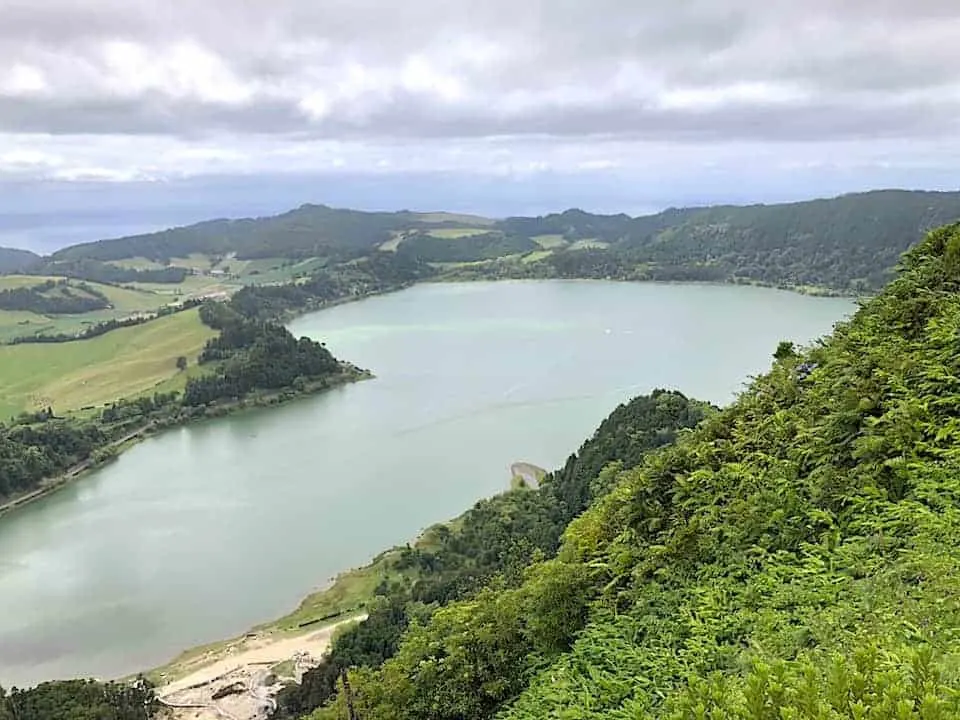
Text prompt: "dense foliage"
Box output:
[[49, 205, 422, 263], [7, 299, 203, 344], [396, 232, 537, 263], [614, 189, 960, 291], [0, 301, 349, 502], [494, 190, 960, 291], [228, 252, 434, 322], [16, 189, 960, 294], [0, 414, 108, 499], [0, 279, 110, 314], [499, 208, 635, 243], [183, 302, 342, 406], [0, 247, 40, 274], [38, 259, 188, 284], [0, 677, 155, 720], [272, 391, 714, 719], [302, 223, 960, 719]]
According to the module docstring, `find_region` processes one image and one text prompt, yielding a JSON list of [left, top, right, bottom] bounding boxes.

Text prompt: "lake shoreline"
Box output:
[[0, 279, 854, 689], [0, 367, 372, 519]]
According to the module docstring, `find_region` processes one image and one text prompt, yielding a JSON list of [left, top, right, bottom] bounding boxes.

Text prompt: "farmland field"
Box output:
[[569, 239, 609, 250], [531, 234, 569, 249], [0, 308, 216, 419], [424, 227, 492, 239], [0, 276, 177, 342]]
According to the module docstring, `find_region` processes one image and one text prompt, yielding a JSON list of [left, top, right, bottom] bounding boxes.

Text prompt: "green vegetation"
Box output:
[[272, 660, 298, 679], [39, 258, 187, 284], [270, 391, 714, 719], [0, 677, 154, 720], [6, 189, 953, 296], [396, 232, 537, 263], [0, 274, 198, 344], [182, 302, 343, 406], [50, 204, 420, 262], [0, 278, 110, 314], [6, 194, 960, 718], [520, 250, 552, 264], [0, 300, 360, 505], [4, 191, 958, 315], [531, 234, 568, 249], [0, 308, 215, 419], [289, 222, 960, 720], [424, 227, 492, 239], [225, 252, 433, 322], [0, 247, 40, 274], [568, 238, 608, 250], [410, 211, 495, 226]]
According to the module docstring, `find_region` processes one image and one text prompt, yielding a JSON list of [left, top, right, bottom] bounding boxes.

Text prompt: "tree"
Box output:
[[176, 356, 188, 372], [773, 340, 797, 361]]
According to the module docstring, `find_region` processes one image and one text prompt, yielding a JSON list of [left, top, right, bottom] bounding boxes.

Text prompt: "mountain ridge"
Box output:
[[4, 188, 960, 294], [300, 221, 960, 719]]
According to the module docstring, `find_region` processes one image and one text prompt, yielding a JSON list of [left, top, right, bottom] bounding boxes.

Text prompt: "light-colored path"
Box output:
[[158, 616, 365, 720]]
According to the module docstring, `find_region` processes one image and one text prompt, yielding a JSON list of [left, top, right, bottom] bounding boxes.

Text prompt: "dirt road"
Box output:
[[158, 615, 365, 720]]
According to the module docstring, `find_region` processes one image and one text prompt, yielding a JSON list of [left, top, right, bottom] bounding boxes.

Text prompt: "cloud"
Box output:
[[1, 1, 960, 184]]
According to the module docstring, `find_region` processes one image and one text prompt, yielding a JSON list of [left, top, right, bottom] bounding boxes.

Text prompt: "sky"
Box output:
[[2, 0, 960, 249]]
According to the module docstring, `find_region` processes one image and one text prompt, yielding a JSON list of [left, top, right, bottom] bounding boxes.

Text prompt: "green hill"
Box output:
[[499, 189, 960, 292], [0, 247, 40, 274], [0, 308, 215, 419], [10, 189, 960, 294], [299, 223, 960, 719], [49, 204, 432, 263]]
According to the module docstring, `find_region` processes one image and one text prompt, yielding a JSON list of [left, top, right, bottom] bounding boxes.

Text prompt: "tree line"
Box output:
[[226, 252, 433, 322], [0, 301, 352, 504], [7, 299, 203, 345], [35, 259, 188, 285], [0, 677, 155, 720], [296, 224, 960, 720], [182, 303, 342, 406], [25, 189, 960, 294], [0, 279, 110, 314], [270, 390, 715, 719]]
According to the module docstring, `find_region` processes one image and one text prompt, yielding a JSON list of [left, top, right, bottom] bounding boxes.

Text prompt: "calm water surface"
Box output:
[[0, 281, 854, 686]]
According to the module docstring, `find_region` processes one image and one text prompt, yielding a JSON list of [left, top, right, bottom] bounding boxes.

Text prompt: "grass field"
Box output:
[[126, 275, 236, 296], [168, 254, 217, 271], [0, 275, 66, 289], [531, 234, 569, 249], [413, 212, 494, 226], [109, 257, 167, 271], [569, 239, 609, 250], [0, 275, 164, 314], [425, 227, 491, 239], [379, 235, 403, 252], [522, 250, 553, 264], [0, 308, 216, 419], [0, 276, 179, 342]]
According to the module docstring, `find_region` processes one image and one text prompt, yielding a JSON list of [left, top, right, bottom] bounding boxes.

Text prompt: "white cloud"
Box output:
[[1, 64, 48, 95], [0, 1, 959, 189], [98, 40, 254, 105]]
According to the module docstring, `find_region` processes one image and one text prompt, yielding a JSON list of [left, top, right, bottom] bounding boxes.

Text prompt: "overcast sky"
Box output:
[[1, 0, 960, 241]]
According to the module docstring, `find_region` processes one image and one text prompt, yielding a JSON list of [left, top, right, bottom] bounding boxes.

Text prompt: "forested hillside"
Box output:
[[0, 247, 40, 274], [8, 189, 960, 293], [0, 279, 110, 314], [49, 204, 422, 262], [272, 390, 715, 720], [300, 224, 960, 719], [0, 678, 154, 720], [0, 304, 356, 504]]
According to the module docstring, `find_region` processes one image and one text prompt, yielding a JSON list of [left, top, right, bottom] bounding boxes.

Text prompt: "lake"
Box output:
[[0, 280, 854, 687]]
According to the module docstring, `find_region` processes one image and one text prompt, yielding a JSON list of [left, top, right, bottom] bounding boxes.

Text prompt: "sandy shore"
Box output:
[[157, 615, 365, 720]]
